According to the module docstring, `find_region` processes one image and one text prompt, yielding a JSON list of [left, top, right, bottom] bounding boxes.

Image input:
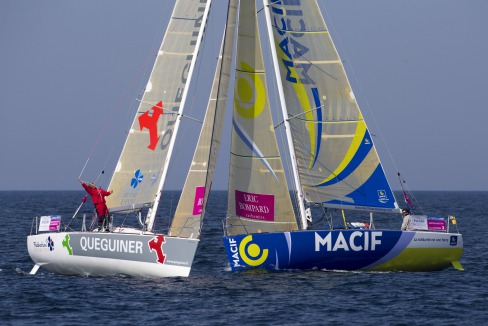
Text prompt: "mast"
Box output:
[[194, 0, 238, 230], [262, 0, 308, 229], [146, 0, 213, 232]]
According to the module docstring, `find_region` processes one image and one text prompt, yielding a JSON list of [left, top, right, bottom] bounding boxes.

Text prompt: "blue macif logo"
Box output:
[[47, 236, 54, 251], [450, 235, 458, 246], [131, 169, 144, 189]]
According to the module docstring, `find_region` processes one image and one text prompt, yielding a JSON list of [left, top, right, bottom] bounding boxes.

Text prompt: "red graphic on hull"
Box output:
[[138, 101, 164, 150], [148, 235, 166, 264]]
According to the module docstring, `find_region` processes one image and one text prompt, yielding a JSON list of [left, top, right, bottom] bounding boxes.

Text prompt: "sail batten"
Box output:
[[230, 153, 282, 159], [292, 118, 362, 124], [159, 51, 196, 56], [235, 69, 266, 74], [276, 30, 329, 34], [292, 60, 342, 65]]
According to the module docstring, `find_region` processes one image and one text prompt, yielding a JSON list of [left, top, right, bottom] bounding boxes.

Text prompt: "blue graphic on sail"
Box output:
[[232, 118, 278, 180]]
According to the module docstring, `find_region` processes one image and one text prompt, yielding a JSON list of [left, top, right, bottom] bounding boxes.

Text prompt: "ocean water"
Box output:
[[1, 191, 487, 325]]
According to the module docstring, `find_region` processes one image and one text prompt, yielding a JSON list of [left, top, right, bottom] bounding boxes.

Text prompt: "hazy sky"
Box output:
[[1, 0, 487, 191]]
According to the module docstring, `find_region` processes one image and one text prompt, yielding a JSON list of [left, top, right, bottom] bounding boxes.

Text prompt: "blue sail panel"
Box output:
[[322, 164, 398, 211], [315, 129, 373, 188]]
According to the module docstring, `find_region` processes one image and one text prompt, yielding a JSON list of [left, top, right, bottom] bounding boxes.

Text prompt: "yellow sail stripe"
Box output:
[[273, 40, 317, 168], [316, 117, 366, 185], [291, 82, 317, 169]]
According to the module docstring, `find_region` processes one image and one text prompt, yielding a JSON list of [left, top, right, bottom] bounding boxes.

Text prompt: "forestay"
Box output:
[[169, 0, 238, 239]]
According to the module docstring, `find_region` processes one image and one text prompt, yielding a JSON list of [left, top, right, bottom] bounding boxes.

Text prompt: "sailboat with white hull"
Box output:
[[222, 0, 463, 272], [27, 0, 234, 277]]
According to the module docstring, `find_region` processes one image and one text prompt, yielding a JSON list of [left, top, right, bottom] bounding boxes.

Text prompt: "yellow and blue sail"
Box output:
[[313, 127, 397, 210], [268, 0, 398, 212]]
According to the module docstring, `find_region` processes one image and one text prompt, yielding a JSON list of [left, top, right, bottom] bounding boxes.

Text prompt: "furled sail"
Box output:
[[106, 1, 211, 219], [264, 0, 399, 213], [169, 0, 238, 239], [226, 0, 298, 236]]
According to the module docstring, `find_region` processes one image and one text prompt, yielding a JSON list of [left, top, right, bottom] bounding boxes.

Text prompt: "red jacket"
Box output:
[[82, 183, 111, 206]]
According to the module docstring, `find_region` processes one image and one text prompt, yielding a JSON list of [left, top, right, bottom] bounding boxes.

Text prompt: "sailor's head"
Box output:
[[88, 182, 96, 188], [402, 209, 410, 216]]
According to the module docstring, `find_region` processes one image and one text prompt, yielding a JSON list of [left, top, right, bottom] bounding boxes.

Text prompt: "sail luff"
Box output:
[[145, 0, 213, 232], [169, 0, 238, 239], [262, 0, 308, 229]]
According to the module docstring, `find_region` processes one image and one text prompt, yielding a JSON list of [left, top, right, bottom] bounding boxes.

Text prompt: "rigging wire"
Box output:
[[319, 0, 406, 200], [397, 172, 424, 214], [78, 2, 172, 185]]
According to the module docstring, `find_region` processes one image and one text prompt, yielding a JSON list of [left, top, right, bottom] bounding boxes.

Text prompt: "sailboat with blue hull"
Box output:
[[222, 0, 463, 272], [227, 230, 462, 272]]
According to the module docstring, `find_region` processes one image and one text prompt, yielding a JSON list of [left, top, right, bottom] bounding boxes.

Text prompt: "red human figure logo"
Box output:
[[138, 101, 164, 150], [148, 235, 166, 264]]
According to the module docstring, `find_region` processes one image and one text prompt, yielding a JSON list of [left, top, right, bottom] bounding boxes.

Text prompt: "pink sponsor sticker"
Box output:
[[193, 186, 205, 215], [427, 219, 446, 231], [235, 190, 274, 221], [49, 216, 61, 231]]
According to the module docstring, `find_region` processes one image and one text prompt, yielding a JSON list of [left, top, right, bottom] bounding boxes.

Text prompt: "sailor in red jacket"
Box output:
[[79, 178, 113, 231]]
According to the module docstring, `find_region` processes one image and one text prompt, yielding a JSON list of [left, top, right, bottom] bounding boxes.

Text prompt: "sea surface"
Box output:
[[1, 191, 487, 325]]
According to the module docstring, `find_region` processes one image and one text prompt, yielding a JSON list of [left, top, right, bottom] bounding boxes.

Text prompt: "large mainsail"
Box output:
[[226, 0, 298, 236], [169, 0, 238, 239], [106, 1, 211, 227], [264, 0, 399, 214]]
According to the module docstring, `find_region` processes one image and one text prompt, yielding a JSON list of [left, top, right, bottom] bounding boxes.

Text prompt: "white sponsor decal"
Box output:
[[315, 231, 382, 252], [80, 237, 143, 254], [228, 238, 241, 267]]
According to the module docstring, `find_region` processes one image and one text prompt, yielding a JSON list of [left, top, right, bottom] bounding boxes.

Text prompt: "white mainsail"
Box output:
[[106, 1, 212, 231], [226, 0, 298, 236], [263, 0, 399, 220], [169, 0, 238, 239]]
